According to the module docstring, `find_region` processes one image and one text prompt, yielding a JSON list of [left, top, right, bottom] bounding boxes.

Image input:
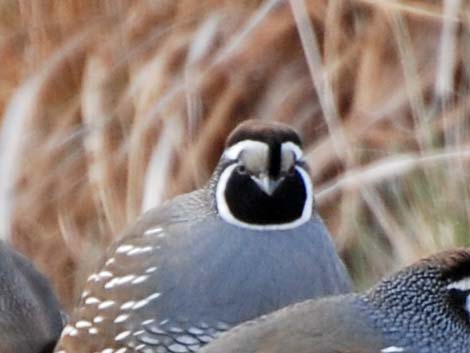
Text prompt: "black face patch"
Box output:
[[448, 288, 470, 324], [224, 167, 307, 225]]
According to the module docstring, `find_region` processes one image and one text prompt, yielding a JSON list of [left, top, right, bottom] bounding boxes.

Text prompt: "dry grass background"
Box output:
[[0, 0, 469, 311]]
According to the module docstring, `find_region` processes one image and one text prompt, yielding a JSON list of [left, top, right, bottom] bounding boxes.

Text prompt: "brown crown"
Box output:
[[226, 120, 302, 148], [412, 248, 470, 281]]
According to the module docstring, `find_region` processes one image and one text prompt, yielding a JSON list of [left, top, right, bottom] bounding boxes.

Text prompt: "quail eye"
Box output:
[[237, 165, 248, 175]]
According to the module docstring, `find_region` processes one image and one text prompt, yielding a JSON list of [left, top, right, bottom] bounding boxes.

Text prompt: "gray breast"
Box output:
[[151, 213, 351, 323], [55, 191, 350, 352]]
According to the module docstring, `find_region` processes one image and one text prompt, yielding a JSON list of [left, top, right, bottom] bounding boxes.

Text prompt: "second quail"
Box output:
[[0, 240, 63, 353]]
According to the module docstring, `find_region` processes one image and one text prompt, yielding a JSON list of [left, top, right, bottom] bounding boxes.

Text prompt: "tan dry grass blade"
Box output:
[[214, 0, 281, 64], [290, 0, 351, 164], [435, 0, 461, 99], [142, 117, 183, 212], [358, 1, 449, 21], [317, 147, 470, 203], [390, 12, 430, 150], [0, 33, 90, 240], [82, 53, 127, 235]]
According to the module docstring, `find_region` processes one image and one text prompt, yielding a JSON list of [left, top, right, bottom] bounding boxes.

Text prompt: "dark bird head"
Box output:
[[439, 250, 470, 324], [213, 120, 313, 229], [364, 248, 470, 352]]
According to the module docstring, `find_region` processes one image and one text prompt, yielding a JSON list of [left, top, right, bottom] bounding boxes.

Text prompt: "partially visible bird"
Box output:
[[54, 120, 351, 353], [0, 240, 63, 353], [200, 248, 470, 353]]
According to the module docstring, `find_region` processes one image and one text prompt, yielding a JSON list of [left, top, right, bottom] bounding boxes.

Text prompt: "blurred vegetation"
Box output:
[[0, 0, 469, 309]]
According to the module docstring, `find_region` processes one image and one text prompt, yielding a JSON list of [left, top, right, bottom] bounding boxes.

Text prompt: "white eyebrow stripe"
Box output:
[[447, 277, 470, 291], [223, 140, 268, 160], [282, 141, 303, 160]]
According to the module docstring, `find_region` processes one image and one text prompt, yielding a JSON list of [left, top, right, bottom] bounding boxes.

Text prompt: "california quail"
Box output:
[[200, 248, 470, 353], [0, 240, 63, 353], [54, 120, 351, 353]]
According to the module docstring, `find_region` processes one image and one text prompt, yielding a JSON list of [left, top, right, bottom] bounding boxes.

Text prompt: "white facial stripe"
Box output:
[[216, 164, 313, 230], [447, 277, 470, 291], [223, 140, 269, 160], [296, 166, 314, 220], [216, 163, 237, 220], [282, 141, 303, 160]]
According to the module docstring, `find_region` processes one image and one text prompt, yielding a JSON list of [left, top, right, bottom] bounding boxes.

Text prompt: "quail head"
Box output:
[[0, 240, 63, 353], [54, 120, 351, 353], [200, 248, 470, 353]]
